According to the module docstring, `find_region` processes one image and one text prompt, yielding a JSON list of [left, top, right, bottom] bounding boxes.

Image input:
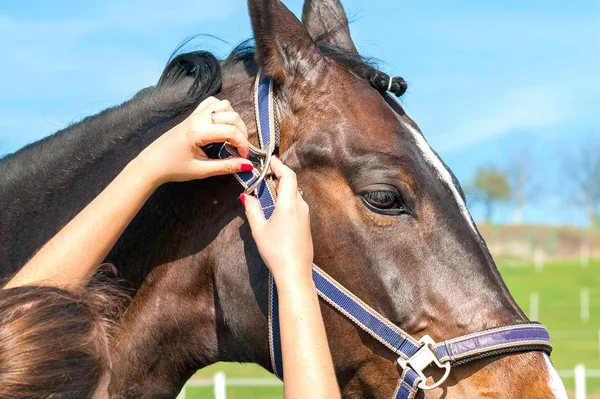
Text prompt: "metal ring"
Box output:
[[211, 111, 216, 124], [244, 149, 273, 195], [297, 188, 304, 196]]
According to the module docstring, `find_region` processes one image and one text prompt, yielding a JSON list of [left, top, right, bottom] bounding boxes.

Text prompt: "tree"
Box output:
[[560, 136, 600, 229], [506, 150, 537, 225], [471, 164, 512, 223]]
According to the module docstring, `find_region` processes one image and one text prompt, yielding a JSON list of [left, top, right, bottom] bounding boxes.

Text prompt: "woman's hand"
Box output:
[[241, 157, 314, 283], [136, 96, 253, 186], [241, 158, 340, 399]]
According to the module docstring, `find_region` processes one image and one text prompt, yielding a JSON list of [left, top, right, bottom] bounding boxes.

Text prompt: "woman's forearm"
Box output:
[[4, 158, 158, 290], [4, 97, 251, 291], [276, 271, 341, 399]]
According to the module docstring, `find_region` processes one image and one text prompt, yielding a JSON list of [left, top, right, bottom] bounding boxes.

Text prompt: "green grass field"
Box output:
[[186, 387, 282, 399], [500, 259, 600, 396], [184, 259, 600, 398]]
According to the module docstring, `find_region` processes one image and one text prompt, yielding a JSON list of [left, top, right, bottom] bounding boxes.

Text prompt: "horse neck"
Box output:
[[2, 86, 153, 190], [109, 182, 271, 397], [0, 83, 194, 274]]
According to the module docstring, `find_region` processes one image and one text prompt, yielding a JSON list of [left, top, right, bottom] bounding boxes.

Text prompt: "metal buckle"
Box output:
[[397, 335, 451, 390], [244, 149, 273, 195]]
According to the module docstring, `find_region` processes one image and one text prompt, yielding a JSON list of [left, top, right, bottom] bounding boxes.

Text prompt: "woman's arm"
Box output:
[[4, 159, 158, 290], [242, 157, 340, 399], [5, 97, 252, 290], [276, 273, 339, 399]]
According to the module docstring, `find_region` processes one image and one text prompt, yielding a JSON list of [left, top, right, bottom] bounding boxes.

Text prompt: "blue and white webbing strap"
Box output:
[[218, 73, 278, 219], [394, 368, 421, 399], [219, 71, 284, 376]]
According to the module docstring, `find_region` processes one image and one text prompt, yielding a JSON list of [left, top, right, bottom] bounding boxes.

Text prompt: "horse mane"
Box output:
[[0, 35, 398, 170], [221, 38, 406, 97]]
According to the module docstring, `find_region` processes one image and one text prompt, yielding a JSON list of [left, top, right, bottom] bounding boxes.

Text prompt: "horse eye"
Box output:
[[362, 191, 407, 215]]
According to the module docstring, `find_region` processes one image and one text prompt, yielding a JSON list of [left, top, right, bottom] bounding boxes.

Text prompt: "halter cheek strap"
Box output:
[[218, 72, 553, 399], [217, 73, 278, 217], [216, 71, 284, 375]]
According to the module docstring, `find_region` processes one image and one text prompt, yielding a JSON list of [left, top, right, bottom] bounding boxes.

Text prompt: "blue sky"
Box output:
[[1, 0, 598, 226]]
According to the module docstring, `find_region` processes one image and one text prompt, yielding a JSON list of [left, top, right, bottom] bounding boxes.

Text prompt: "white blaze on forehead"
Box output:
[[400, 119, 478, 234], [544, 355, 568, 398]]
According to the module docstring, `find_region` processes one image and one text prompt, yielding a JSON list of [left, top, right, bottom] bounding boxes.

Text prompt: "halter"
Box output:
[[218, 72, 553, 399]]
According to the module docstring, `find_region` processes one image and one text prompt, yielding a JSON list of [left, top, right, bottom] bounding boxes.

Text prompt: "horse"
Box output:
[[0, 0, 567, 398]]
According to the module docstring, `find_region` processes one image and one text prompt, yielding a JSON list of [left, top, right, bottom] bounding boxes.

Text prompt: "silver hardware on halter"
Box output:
[[244, 147, 274, 195], [397, 335, 451, 390]]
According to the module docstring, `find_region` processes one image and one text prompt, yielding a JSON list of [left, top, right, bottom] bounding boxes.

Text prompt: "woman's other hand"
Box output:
[[137, 96, 253, 186], [241, 157, 314, 283]]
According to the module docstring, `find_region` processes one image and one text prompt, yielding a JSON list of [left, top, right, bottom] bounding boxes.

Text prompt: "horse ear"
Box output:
[[302, 0, 358, 54], [249, 0, 325, 83]]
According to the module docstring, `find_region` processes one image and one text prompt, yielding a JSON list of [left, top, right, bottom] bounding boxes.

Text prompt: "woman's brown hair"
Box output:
[[0, 268, 125, 399]]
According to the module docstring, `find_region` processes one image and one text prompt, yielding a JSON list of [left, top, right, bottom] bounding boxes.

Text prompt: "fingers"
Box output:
[[196, 158, 253, 178], [190, 98, 248, 158], [211, 111, 248, 138], [207, 99, 234, 113], [194, 97, 233, 114], [268, 156, 286, 179], [241, 193, 266, 229], [277, 175, 307, 212], [194, 96, 220, 113], [270, 157, 298, 206], [191, 123, 249, 159]]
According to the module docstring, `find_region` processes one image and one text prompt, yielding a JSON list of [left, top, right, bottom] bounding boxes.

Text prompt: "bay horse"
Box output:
[[0, 0, 567, 398]]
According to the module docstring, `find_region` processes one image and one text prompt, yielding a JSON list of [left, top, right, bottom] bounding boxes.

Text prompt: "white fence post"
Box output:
[[581, 288, 590, 323], [581, 242, 590, 268], [534, 248, 544, 273], [575, 364, 586, 399], [214, 371, 227, 399]]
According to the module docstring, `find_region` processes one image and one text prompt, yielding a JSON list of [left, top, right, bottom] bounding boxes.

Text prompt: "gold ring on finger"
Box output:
[[297, 188, 304, 196], [211, 111, 216, 124]]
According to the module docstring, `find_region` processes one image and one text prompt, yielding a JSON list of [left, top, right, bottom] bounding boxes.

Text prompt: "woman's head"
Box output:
[[0, 284, 120, 399]]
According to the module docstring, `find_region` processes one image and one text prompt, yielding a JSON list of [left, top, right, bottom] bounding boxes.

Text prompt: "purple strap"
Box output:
[[434, 323, 551, 364]]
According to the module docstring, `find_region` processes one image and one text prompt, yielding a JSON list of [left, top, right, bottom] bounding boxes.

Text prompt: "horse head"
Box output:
[[199, 0, 566, 397]]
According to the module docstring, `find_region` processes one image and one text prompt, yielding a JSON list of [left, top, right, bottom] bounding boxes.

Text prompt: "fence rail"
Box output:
[[177, 365, 600, 399]]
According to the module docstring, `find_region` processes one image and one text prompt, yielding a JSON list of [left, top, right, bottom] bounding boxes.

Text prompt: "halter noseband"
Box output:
[[217, 72, 553, 399]]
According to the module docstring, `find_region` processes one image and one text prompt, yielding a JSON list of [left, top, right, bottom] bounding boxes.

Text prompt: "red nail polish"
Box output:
[[239, 194, 246, 205], [240, 163, 253, 172], [274, 155, 280, 160]]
